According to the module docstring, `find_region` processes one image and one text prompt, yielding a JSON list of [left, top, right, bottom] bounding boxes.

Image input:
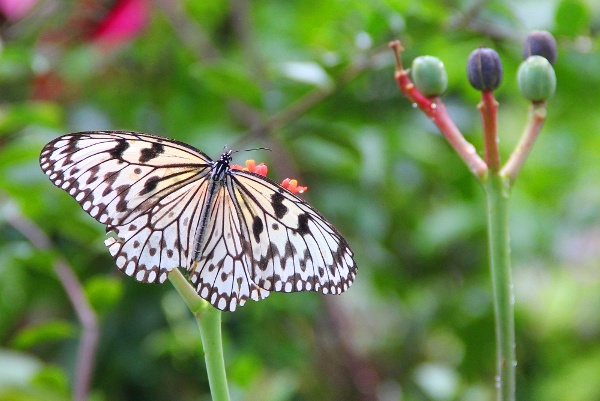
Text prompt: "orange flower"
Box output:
[[231, 159, 268, 177], [253, 163, 268, 177], [232, 160, 307, 194], [281, 178, 307, 194]]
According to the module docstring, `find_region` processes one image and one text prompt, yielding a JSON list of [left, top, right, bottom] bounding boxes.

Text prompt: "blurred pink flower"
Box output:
[[0, 0, 37, 21], [91, 0, 148, 45]]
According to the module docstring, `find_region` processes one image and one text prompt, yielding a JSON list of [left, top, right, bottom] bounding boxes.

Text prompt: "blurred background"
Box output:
[[1, 0, 599, 400]]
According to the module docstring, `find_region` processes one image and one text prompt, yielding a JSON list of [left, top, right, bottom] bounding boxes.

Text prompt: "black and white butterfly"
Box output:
[[39, 131, 357, 311]]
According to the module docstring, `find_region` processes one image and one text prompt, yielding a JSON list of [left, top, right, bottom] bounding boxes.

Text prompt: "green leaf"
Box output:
[[229, 354, 263, 387], [555, 0, 591, 37], [0, 103, 63, 134], [30, 365, 70, 396], [286, 118, 361, 161], [0, 358, 70, 401], [189, 61, 263, 107], [183, 0, 228, 32], [84, 276, 124, 316], [11, 321, 76, 350]]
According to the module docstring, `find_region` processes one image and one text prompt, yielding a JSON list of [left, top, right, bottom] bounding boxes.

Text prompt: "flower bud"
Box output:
[[517, 56, 556, 102], [467, 48, 503, 91], [411, 56, 448, 97], [522, 30, 557, 65]]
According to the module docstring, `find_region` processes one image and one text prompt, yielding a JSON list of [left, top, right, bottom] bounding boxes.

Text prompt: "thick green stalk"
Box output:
[[483, 174, 515, 401], [389, 42, 518, 399], [196, 303, 229, 401], [169, 269, 230, 401]]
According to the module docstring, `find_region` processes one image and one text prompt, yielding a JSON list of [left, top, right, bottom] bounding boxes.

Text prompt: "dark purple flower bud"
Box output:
[[522, 30, 557, 65], [467, 48, 503, 91]]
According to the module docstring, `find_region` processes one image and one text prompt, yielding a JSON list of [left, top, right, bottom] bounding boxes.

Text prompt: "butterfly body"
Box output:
[[40, 131, 356, 311], [192, 153, 229, 263]]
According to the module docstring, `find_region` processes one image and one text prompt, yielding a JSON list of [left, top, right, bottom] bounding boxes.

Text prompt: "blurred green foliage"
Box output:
[[0, 0, 599, 400]]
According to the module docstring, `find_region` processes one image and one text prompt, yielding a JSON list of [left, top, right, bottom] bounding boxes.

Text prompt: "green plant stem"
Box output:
[[483, 174, 515, 401], [389, 41, 518, 399], [169, 269, 230, 401]]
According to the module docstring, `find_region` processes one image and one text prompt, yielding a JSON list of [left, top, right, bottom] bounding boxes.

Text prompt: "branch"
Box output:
[[2, 194, 99, 401], [500, 102, 547, 187], [479, 90, 500, 172], [230, 0, 270, 90], [389, 41, 488, 180], [256, 48, 377, 136], [324, 298, 380, 401], [152, 0, 220, 61], [158, 0, 378, 149]]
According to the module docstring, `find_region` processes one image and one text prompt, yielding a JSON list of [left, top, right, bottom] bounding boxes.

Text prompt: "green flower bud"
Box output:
[[411, 56, 448, 97], [517, 56, 556, 102], [523, 30, 557, 65], [467, 48, 503, 91]]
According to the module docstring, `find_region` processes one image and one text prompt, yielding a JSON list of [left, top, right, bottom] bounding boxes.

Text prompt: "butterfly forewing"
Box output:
[[40, 131, 212, 226], [40, 131, 212, 284], [40, 131, 357, 311]]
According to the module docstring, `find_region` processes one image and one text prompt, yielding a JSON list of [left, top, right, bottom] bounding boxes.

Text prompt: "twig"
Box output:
[[54, 260, 99, 401], [323, 299, 379, 401], [230, 0, 270, 90], [447, 1, 522, 42], [152, 0, 220, 61], [2, 194, 99, 401], [272, 66, 359, 129], [389, 41, 488, 180], [480, 90, 500, 172], [157, 1, 379, 145], [500, 102, 547, 187]]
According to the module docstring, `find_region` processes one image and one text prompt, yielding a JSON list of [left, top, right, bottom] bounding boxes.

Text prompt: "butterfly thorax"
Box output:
[[211, 150, 233, 182]]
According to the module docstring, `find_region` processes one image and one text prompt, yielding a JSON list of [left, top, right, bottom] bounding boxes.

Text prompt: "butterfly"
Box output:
[[39, 131, 357, 311]]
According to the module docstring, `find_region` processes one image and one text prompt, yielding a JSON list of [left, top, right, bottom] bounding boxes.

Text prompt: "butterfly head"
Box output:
[[211, 150, 234, 181], [220, 149, 234, 164]]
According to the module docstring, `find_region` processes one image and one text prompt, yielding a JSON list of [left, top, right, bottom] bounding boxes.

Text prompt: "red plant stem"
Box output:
[[389, 41, 488, 180], [429, 98, 489, 178], [480, 90, 500, 172], [500, 102, 547, 187]]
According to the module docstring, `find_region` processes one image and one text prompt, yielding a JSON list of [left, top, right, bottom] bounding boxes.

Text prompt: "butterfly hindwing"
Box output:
[[104, 173, 211, 284], [187, 180, 270, 311], [228, 171, 356, 296]]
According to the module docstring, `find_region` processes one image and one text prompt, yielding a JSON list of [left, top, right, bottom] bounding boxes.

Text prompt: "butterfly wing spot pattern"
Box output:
[[40, 131, 357, 311]]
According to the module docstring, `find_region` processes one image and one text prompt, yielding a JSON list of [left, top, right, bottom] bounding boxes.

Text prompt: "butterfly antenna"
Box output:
[[232, 147, 271, 154]]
